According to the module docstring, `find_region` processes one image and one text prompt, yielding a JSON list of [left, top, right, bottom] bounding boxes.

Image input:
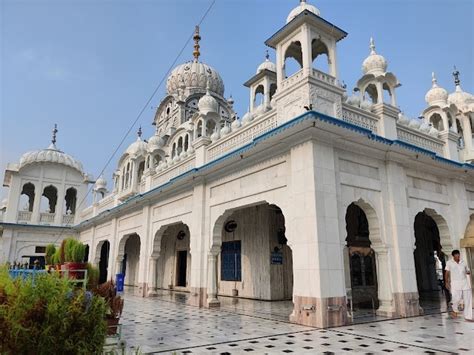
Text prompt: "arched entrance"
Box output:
[[460, 214, 474, 289], [152, 223, 191, 291], [345, 203, 379, 314], [209, 202, 294, 320], [413, 209, 452, 313], [97, 240, 110, 284], [118, 234, 141, 287]]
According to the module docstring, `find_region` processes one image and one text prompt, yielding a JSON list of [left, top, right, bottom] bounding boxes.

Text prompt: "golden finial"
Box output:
[[193, 25, 201, 62]]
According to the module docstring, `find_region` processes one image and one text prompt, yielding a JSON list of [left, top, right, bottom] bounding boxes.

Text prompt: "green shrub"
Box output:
[[52, 249, 61, 265], [64, 238, 79, 263], [0, 266, 107, 354], [45, 244, 56, 265], [86, 263, 100, 290], [72, 243, 86, 263]]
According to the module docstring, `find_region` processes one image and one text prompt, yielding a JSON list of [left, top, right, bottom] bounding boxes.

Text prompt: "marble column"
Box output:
[[373, 246, 396, 316], [147, 255, 159, 296], [206, 251, 220, 307]]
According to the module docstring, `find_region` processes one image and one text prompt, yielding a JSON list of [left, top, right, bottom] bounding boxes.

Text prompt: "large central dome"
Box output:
[[166, 60, 225, 96]]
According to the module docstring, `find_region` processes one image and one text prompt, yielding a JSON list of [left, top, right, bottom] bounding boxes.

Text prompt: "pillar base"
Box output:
[[290, 295, 347, 328], [137, 282, 148, 297], [187, 287, 207, 307], [376, 302, 397, 318], [206, 297, 220, 308], [393, 292, 421, 317]]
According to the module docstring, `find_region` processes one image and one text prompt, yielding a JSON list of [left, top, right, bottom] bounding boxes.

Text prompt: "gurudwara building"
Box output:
[[1, 1, 474, 327]]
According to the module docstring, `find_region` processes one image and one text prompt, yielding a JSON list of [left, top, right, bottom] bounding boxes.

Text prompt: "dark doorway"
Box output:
[[99, 241, 110, 284], [176, 250, 187, 287], [346, 203, 379, 310], [413, 211, 447, 313], [84, 245, 89, 262]]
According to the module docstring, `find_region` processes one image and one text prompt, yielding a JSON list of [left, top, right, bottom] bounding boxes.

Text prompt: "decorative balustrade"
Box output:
[[397, 125, 444, 155], [39, 213, 55, 223], [311, 68, 336, 86], [152, 155, 196, 188], [62, 214, 75, 225], [17, 211, 32, 222], [281, 69, 305, 90], [341, 104, 379, 133], [207, 114, 278, 161]]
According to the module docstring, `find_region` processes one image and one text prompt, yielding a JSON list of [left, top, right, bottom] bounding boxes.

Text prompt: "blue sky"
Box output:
[[1, 0, 473, 200]]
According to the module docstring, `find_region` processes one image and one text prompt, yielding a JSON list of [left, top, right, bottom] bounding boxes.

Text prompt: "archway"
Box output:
[[118, 233, 141, 287], [345, 202, 379, 314], [40, 185, 58, 213], [20, 183, 35, 212], [152, 223, 191, 291], [64, 187, 77, 214], [283, 41, 303, 78], [210, 203, 294, 320], [97, 240, 110, 284], [413, 209, 452, 313], [311, 38, 330, 73]]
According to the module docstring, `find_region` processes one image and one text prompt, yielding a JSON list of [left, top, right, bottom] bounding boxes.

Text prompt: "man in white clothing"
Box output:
[[445, 249, 473, 321]]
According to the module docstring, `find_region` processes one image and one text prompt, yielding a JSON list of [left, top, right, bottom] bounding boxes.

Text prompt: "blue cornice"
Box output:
[[0, 222, 74, 230]]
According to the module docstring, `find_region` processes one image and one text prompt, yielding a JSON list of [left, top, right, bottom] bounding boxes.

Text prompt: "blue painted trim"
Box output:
[[75, 109, 474, 228]]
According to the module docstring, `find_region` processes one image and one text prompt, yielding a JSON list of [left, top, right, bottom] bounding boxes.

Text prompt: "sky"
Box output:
[[1, 0, 473, 201]]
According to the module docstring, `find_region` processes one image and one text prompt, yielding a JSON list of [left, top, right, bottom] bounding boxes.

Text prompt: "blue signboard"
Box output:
[[271, 251, 283, 265], [116, 273, 124, 293]]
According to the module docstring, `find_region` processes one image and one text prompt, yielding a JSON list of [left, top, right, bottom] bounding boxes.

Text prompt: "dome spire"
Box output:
[[193, 25, 201, 62], [431, 72, 438, 87], [137, 126, 142, 139], [265, 49, 270, 61], [51, 123, 58, 146], [369, 37, 376, 55], [453, 65, 461, 87]]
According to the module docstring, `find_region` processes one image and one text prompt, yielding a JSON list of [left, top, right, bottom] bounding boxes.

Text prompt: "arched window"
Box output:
[[254, 85, 264, 108], [184, 134, 189, 152], [283, 41, 303, 78], [269, 83, 277, 102], [457, 119, 464, 148], [64, 187, 77, 214], [20, 183, 35, 212], [177, 136, 183, 156], [364, 84, 378, 104], [125, 162, 131, 188], [196, 120, 203, 138], [40, 185, 58, 213], [382, 83, 393, 105], [429, 113, 444, 131], [153, 154, 162, 166], [206, 120, 216, 136], [137, 161, 145, 182], [172, 143, 177, 158], [311, 38, 330, 73]]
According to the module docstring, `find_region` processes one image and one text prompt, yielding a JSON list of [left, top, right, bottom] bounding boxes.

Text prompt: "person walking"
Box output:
[[445, 250, 472, 321]]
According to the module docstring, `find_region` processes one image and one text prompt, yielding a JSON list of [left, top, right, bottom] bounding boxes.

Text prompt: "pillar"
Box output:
[[373, 246, 396, 316], [206, 248, 220, 307], [147, 255, 159, 296]]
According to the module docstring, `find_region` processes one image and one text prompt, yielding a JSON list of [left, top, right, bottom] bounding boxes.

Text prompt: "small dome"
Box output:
[[362, 38, 388, 75], [166, 61, 225, 96], [231, 119, 242, 130], [210, 128, 220, 142], [95, 175, 107, 190], [448, 85, 474, 110], [257, 53, 276, 74], [198, 87, 219, 115], [220, 123, 231, 136], [126, 128, 147, 157], [397, 112, 410, 126], [346, 92, 361, 108], [241, 110, 254, 125], [408, 118, 422, 129], [148, 134, 165, 151], [420, 120, 430, 133], [19, 143, 84, 174], [429, 125, 439, 137], [287, 0, 321, 23], [425, 72, 448, 106]]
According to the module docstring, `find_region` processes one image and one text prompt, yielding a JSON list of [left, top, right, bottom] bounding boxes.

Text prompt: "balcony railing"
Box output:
[[62, 214, 75, 225], [311, 68, 336, 86], [341, 104, 379, 133], [39, 212, 55, 223], [397, 125, 444, 155], [17, 210, 32, 222]]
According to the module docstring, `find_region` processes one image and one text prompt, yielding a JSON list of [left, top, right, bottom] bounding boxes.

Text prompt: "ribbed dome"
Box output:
[[287, 0, 320, 23], [198, 88, 219, 115], [448, 85, 474, 109], [425, 72, 448, 106], [147, 134, 165, 151], [362, 38, 387, 75], [19, 144, 84, 174], [257, 56, 276, 74], [95, 175, 107, 189], [166, 61, 225, 96], [126, 129, 148, 157]]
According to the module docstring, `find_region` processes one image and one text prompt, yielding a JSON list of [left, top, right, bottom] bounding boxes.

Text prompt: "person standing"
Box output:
[[445, 250, 472, 321]]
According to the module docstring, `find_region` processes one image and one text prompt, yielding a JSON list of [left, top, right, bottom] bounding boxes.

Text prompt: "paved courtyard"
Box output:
[[120, 291, 474, 354]]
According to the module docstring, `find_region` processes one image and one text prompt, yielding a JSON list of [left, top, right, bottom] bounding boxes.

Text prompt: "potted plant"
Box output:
[[95, 280, 124, 335], [45, 244, 56, 271], [86, 263, 100, 290], [63, 238, 87, 280]]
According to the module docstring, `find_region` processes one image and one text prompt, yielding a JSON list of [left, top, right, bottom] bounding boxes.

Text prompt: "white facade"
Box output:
[[2, 1, 474, 327]]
